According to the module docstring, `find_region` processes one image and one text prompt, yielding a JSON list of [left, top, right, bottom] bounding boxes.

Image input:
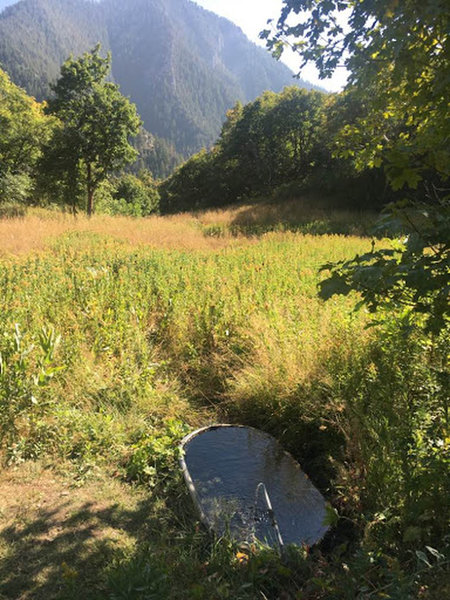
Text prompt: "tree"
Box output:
[[37, 123, 84, 215], [0, 67, 54, 205], [268, 87, 326, 180], [264, 1, 449, 187], [46, 45, 141, 216], [265, 0, 450, 332], [218, 88, 327, 191]]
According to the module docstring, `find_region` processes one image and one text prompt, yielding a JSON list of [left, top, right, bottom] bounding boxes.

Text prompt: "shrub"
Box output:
[[0, 172, 33, 206], [126, 419, 191, 489], [110, 173, 160, 216]]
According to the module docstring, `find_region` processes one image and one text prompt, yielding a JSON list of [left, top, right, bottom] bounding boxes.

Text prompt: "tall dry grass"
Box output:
[[0, 209, 242, 256], [0, 200, 377, 256]]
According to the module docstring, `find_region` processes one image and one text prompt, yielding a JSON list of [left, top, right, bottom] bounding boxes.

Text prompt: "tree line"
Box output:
[[159, 86, 390, 213], [1, 0, 448, 229], [1, 44, 394, 219]]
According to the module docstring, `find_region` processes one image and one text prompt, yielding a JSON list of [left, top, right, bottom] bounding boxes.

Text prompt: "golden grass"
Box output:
[[228, 302, 361, 401], [0, 209, 243, 256], [0, 199, 376, 256]]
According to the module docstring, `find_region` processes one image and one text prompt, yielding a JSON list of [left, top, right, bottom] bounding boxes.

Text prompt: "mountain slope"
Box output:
[[0, 0, 108, 100], [0, 1, 17, 11], [0, 0, 308, 155], [104, 0, 248, 153]]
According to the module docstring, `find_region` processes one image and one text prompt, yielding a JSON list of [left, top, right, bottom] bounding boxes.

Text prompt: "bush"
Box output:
[[327, 315, 449, 553], [109, 172, 160, 217], [0, 172, 33, 206], [126, 419, 190, 489]]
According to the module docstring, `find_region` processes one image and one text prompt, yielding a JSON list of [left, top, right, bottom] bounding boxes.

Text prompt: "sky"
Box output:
[[194, 0, 348, 92]]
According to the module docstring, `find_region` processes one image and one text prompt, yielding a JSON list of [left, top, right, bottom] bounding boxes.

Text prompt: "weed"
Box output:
[[0, 325, 62, 461], [126, 419, 191, 489]]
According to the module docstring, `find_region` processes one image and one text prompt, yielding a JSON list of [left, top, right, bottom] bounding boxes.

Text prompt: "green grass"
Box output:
[[0, 213, 448, 599]]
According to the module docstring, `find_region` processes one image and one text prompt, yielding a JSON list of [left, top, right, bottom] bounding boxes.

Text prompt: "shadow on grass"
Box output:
[[0, 491, 176, 600], [226, 202, 379, 237], [0, 203, 26, 220]]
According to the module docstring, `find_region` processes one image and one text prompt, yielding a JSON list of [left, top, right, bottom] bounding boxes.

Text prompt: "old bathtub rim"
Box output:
[[178, 423, 330, 546]]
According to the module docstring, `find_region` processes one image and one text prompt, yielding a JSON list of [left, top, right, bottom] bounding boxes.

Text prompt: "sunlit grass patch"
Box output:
[[0, 199, 376, 257], [0, 209, 242, 257], [0, 222, 371, 464]]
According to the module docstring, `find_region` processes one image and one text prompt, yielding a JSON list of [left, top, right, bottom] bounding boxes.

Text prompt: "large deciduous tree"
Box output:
[[46, 45, 141, 216], [219, 88, 326, 190]]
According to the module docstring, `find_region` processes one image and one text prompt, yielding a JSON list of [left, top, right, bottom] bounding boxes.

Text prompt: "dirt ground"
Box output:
[[0, 462, 151, 600]]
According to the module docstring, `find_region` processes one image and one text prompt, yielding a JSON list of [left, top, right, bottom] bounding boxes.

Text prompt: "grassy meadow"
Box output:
[[0, 204, 448, 599]]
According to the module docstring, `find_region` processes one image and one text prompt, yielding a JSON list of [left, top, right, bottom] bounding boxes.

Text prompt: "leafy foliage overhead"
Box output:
[[265, 1, 450, 332], [320, 199, 450, 333], [264, 0, 450, 188]]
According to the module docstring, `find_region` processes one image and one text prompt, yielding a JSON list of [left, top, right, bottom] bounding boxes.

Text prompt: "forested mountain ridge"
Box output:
[[0, 0, 108, 100], [0, 0, 307, 155]]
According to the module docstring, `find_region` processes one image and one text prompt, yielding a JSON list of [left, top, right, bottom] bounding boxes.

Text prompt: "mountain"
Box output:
[[0, 0, 309, 156], [0, 1, 17, 11], [0, 1, 107, 100]]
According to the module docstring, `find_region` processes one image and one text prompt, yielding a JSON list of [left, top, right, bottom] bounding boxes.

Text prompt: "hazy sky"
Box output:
[[194, 0, 348, 92]]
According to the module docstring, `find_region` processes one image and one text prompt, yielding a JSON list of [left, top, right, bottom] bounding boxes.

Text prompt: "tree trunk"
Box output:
[[71, 179, 78, 217], [86, 163, 94, 217]]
